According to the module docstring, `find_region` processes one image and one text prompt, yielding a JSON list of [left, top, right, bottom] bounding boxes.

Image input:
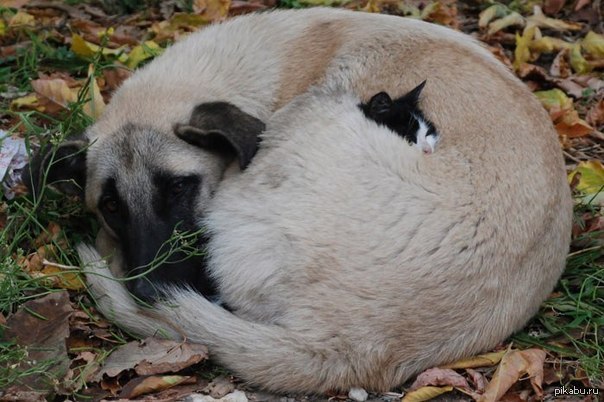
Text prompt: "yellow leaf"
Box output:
[[0, 20, 5, 36], [8, 11, 34, 27], [82, 64, 105, 120], [71, 34, 126, 61], [582, 31, 604, 59], [440, 351, 506, 369], [534, 88, 572, 112], [31, 78, 78, 109], [530, 37, 572, 53], [193, 0, 231, 21], [514, 25, 537, 70], [39, 263, 85, 291], [527, 5, 582, 31], [402, 386, 453, 402], [10, 93, 39, 109], [478, 349, 545, 402], [125, 41, 162, 69], [570, 44, 592, 74], [487, 12, 524, 36], [170, 13, 211, 29], [478, 4, 509, 29], [568, 161, 604, 195]]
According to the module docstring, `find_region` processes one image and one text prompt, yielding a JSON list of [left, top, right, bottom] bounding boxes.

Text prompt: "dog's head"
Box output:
[[24, 102, 265, 302]]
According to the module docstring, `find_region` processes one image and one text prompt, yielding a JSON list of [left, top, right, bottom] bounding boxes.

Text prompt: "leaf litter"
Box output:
[[0, 0, 603, 400]]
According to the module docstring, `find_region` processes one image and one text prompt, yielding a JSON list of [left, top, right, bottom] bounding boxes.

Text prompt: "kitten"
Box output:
[[361, 81, 439, 154]]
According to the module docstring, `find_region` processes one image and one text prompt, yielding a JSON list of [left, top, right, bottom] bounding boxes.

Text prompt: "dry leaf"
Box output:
[[193, 0, 231, 21], [487, 12, 524, 36], [570, 44, 592, 74], [71, 34, 127, 61], [568, 160, 604, 195], [125, 40, 162, 69], [94, 337, 208, 381], [534, 88, 593, 137], [10, 93, 40, 110], [7, 11, 35, 27], [120, 375, 195, 398], [402, 386, 454, 402], [582, 31, 604, 59], [550, 49, 571, 78], [527, 6, 582, 31], [441, 351, 506, 369], [543, 0, 566, 15], [83, 64, 105, 119], [478, 4, 508, 29], [586, 100, 604, 127], [3, 292, 73, 396], [31, 78, 78, 108], [530, 36, 572, 53], [514, 25, 537, 69], [410, 367, 470, 390], [466, 368, 487, 393], [478, 349, 546, 402]]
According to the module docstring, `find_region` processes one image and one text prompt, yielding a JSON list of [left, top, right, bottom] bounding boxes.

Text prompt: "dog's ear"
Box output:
[[22, 138, 88, 198], [175, 102, 265, 170]]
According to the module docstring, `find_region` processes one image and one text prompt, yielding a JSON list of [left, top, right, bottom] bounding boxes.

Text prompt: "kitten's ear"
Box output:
[[406, 80, 427, 105], [361, 92, 393, 118]]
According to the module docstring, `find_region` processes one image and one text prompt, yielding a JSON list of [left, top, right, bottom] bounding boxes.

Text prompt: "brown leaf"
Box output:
[[550, 49, 571, 78], [466, 368, 487, 393], [586, 100, 604, 127], [120, 375, 196, 398], [204, 375, 236, 398], [527, 5, 583, 31], [3, 292, 73, 396], [543, 0, 566, 15], [410, 367, 470, 390], [478, 349, 546, 402], [94, 337, 208, 381], [193, 0, 231, 22]]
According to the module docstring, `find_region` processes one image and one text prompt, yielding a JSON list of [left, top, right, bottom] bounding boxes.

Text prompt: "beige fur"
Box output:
[[76, 8, 572, 394]]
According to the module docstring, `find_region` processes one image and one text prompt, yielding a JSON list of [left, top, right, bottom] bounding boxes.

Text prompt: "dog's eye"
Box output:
[[170, 179, 186, 196], [102, 196, 119, 213]]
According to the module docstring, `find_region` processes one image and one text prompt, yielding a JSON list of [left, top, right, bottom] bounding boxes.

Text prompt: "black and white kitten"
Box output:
[[360, 80, 439, 154]]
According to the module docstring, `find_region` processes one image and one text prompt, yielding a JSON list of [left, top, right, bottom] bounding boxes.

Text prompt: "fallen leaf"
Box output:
[[550, 49, 571, 78], [193, 389, 249, 402], [487, 12, 524, 36], [82, 64, 105, 119], [71, 34, 127, 61], [421, 1, 458, 28], [410, 367, 470, 390], [402, 386, 453, 402], [530, 36, 573, 53], [466, 368, 487, 393], [568, 160, 604, 195], [125, 40, 162, 69], [534, 88, 593, 137], [2, 292, 73, 396], [514, 25, 538, 70], [31, 77, 78, 109], [94, 337, 208, 381], [441, 350, 506, 369], [478, 4, 509, 29], [582, 31, 604, 58], [193, 0, 231, 22], [478, 349, 546, 402], [0, 0, 30, 8], [570, 44, 592, 74], [120, 375, 195, 398], [10, 93, 40, 110], [527, 5, 582, 31], [543, 0, 566, 15], [7, 11, 35, 27], [204, 375, 236, 398], [586, 100, 604, 127]]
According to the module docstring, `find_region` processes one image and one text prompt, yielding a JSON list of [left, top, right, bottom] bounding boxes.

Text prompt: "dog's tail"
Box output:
[[78, 244, 393, 393]]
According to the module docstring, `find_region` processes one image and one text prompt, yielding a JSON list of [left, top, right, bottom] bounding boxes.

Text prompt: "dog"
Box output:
[[26, 8, 571, 391]]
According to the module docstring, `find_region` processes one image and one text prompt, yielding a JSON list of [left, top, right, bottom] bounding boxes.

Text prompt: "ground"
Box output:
[[0, 0, 602, 401]]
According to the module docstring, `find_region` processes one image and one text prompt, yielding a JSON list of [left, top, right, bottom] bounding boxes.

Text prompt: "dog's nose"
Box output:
[[127, 278, 161, 304]]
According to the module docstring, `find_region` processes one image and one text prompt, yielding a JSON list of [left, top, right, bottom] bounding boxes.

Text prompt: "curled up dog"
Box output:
[[26, 8, 572, 394]]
